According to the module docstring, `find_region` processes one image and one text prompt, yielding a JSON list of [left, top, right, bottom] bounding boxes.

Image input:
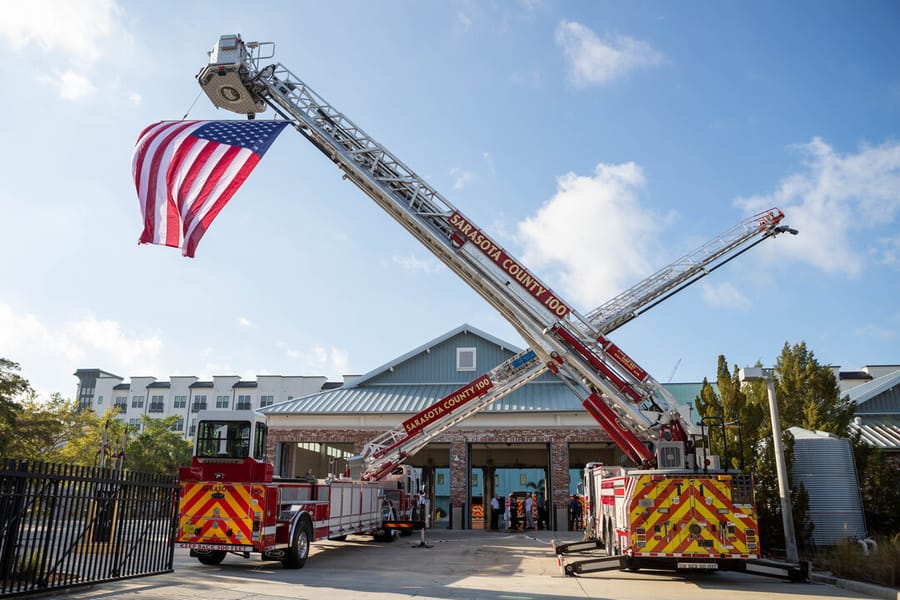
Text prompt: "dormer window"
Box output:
[[457, 347, 476, 371]]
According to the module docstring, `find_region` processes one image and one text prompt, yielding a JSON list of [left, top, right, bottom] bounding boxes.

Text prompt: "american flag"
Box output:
[[132, 120, 289, 257]]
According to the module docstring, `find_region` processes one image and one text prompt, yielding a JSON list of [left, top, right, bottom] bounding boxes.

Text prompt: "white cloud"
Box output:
[[128, 91, 142, 105], [450, 167, 476, 190], [517, 162, 673, 308], [0, 0, 122, 63], [282, 343, 349, 379], [393, 254, 445, 274], [0, 0, 132, 101], [735, 138, 900, 277], [196, 347, 233, 379], [455, 11, 473, 31], [0, 304, 162, 399], [555, 20, 666, 86], [873, 234, 900, 267], [64, 314, 163, 373], [699, 282, 751, 310], [237, 317, 255, 328], [37, 69, 97, 100]]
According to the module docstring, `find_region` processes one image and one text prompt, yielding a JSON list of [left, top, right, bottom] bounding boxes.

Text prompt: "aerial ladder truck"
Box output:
[[181, 34, 802, 579]]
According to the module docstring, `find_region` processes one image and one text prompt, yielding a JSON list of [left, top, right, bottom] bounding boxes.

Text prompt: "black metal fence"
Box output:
[[0, 459, 179, 597]]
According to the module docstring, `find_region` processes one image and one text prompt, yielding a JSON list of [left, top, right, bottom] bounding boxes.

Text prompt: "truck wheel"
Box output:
[[373, 502, 398, 543], [582, 515, 594, 541], [282, 517, 313, 569], [605, 519, 617, 556], [196, 550, 226, 565]]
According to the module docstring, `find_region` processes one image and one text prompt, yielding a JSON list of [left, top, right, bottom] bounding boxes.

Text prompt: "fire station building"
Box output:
[[259, 324, 705, 531], [74, 324, 900, 531]]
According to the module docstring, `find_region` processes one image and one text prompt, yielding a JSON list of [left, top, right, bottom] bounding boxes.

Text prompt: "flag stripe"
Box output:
[[184, 144, 243, 227], [132, 120, 287, 257], [186, 153, 260, 257], [134, 121, 202, 247]]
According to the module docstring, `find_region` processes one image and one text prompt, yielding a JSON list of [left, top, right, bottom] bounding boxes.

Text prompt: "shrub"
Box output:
[[816, 536, 900, 588]]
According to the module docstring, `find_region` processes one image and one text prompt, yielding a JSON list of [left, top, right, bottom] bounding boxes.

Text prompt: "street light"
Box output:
[[738, 367, 799, 564]]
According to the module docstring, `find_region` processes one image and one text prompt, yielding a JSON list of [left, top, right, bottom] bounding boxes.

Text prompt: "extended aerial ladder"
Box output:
[[196, 35, 796, 478], [352, 209, 795, 480]]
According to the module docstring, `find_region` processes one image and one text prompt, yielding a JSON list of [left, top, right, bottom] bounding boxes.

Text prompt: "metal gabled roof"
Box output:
[[260, 323, 710, 418], [850, 415, 900, 450], [262, 381, 582, 415], [846, 369, 900, 410], [351, 323, 522, 387], [261, 381, 708, 416]]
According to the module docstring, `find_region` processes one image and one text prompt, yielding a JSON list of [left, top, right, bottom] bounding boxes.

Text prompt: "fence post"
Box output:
[[0, 460, 29, 582]]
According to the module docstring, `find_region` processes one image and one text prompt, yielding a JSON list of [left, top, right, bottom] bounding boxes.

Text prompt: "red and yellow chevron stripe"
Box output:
[[627, 475, 758, 559], [177, 482, 264, 547]]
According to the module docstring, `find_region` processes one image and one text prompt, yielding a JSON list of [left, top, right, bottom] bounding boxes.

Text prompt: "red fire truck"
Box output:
[[176, 411, 421, 568]]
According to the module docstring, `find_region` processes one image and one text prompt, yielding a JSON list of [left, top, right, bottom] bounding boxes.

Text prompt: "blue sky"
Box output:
[[1, 0, 898, 401]]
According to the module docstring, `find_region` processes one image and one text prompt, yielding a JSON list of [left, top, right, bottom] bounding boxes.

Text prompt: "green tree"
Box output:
[[774, 341, 854, 435], [10, 393, 97, 462], [695, 346, 839, 554], [0, 358, 31, 457], [54, 407, 128, 467], [852, 432, 900, 537], [695, 356, 766, 471], [0, 358, 190, 475], [744, 424, 815, 553], [125, 415, 192, 475]]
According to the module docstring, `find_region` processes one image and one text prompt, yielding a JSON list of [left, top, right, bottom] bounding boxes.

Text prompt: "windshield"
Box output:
[[196, 420, 251, 458]]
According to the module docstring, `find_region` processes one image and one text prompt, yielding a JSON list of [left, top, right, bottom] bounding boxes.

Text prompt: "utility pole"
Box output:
[[739, 367, 799, 564]]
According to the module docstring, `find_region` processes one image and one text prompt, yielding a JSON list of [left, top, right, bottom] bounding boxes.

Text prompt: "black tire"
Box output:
[[373, 527, 397, 542], [282, 517, 313, 569], [196, 550, 226, 565]]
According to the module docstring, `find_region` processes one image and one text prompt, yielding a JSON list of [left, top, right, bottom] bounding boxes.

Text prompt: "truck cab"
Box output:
[[179, 410, 272, 483]]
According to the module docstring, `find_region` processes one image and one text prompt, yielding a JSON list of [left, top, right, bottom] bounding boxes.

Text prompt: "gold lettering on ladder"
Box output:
[[448, 212, 570, 317]]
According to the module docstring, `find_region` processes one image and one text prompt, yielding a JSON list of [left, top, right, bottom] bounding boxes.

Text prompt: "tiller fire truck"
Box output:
[[177, 410, 422, 568], [172, 34, 803, 578]]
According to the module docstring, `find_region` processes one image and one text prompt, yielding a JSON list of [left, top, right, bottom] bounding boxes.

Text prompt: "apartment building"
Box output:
[[73, 369, 332, 439]]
